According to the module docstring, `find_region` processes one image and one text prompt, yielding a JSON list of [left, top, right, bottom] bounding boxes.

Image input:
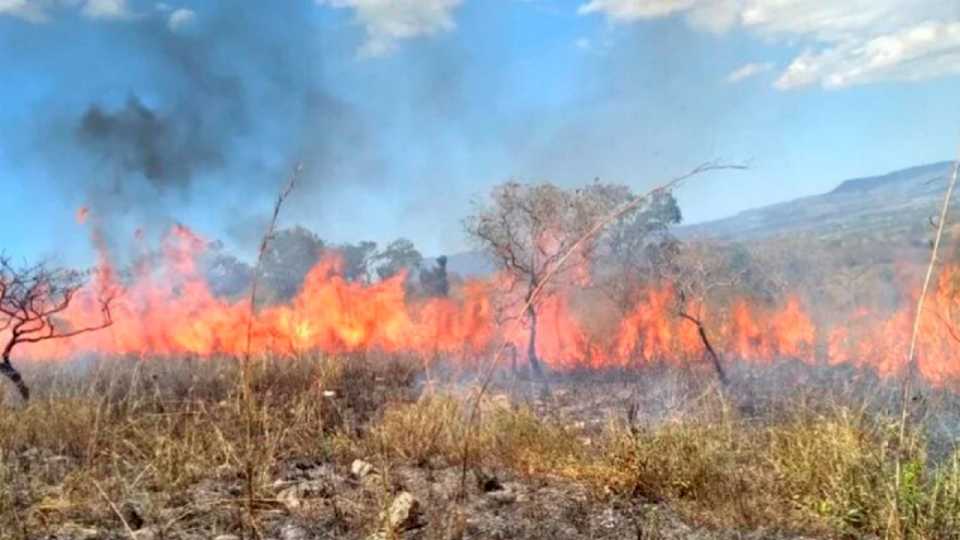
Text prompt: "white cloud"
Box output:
[[320, 0, 463, 57], [726, 62, 774, 83], [574, 37, 591, 50], [577, 0, 960, 89], [577, 0, 697, 21], [80, 0, 130, 20], [0, 0, 131, 22], [0, 0, 53, 22], [775, 21, 960, 89], [167, 7, 194, 31]]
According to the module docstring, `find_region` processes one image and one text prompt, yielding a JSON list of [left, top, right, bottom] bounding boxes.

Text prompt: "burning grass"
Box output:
[[14, 219, 960, 393], [2, 356, 960, 539]]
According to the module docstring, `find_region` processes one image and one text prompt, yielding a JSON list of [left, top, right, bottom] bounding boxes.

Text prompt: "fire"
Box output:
[[9, 223, 960, 388], [18, 228, 496, 361]]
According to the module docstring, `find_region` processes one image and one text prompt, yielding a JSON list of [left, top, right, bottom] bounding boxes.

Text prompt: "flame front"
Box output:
[[11, 224, 960, 388]]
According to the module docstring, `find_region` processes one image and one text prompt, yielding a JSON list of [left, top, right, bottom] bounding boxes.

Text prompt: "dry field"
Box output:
[[2, 357, 960, 540]]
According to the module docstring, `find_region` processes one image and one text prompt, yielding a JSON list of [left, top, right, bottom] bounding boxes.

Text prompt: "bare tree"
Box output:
[[665, 242, 734, 385], [464, 181, 624, 377], [660, 240, 782, 386], [0, 257, 115, 401]]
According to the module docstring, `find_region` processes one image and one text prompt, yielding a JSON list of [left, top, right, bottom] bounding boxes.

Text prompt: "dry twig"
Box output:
[[240, 162, 302, 537]]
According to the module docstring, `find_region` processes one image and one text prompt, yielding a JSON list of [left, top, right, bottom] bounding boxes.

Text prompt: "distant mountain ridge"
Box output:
[[830, 162, 952, 195], [431, 160, 957, 276], [677, 160, 956, 242]]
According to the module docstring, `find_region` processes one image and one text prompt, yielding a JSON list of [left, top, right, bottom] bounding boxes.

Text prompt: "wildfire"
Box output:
[[10, 224, 960, 388]]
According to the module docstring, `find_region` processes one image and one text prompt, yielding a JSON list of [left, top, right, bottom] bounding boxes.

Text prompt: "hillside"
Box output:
[[435, 161, 957, 278], [678, 161, 956, 243]]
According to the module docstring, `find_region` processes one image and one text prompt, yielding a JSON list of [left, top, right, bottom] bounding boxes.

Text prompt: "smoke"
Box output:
[[21, 2, 383, 255], [77, 96, 224, 189]]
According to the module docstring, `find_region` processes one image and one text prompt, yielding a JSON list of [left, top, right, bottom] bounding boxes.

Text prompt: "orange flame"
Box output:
[[8, 224, 960, 388]]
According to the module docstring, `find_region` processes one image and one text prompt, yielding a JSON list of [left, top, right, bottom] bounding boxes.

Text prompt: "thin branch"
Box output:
[[239, 161, 301, 538], [523, 163, 745, 310], [901, 152, 959, 402], [244, 163, 301, 362], [895, 147, 960, 526], [93, 480, 137, 540]]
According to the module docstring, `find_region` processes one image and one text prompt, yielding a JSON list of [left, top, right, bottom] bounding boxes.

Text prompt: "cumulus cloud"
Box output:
[[775, 21, 960, 89], [0, 0, 49, 22], [166, 7, 194, 31], [726, 62, 774, 83], [319, 0, 463, 57], [0, 0, 131, 22], [81, 0, 130, 20], [578, 0, 960, 89]]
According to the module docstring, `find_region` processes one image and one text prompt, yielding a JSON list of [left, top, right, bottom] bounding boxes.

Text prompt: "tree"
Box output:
[[658, 240, 783, 386], [336, 241, 378, 283], [419, 255, 450, 297], [259, 226, 325, 303], [0, 258, 115, 401], [599, 189, 683, 312], [464, 181, 625, 376], [372, 238, 423, 282], [661, 242, 734, 385], [202, 240, 254, 298]]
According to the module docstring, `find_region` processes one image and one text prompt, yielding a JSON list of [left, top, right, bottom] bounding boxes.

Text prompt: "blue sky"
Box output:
[[0, 0, 958, 265]]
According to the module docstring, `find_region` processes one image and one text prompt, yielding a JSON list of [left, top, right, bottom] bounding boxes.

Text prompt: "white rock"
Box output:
[[350, 459, 375, 479], [385, 491, 421, 531], [279, 523, 310, 540], [56, 524, 101, 540], [132, 528, 157, 540], [486, 485, 518, 505]]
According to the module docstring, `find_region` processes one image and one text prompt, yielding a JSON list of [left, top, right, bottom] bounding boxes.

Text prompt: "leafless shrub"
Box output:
[[0, 257, 114, 401]]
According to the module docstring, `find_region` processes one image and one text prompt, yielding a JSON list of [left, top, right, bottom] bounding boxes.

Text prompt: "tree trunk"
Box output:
[[678, 312, 728, 387], [0, 356, 29, 401], [526, 303, 544, 377]]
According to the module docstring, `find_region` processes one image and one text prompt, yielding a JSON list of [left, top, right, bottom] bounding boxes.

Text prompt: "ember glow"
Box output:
[[11, 224, 960, 387]]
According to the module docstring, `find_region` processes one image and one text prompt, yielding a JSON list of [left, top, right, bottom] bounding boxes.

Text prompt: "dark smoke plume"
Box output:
[[24, 1, 382, 255], [77, 96, 224, 188]]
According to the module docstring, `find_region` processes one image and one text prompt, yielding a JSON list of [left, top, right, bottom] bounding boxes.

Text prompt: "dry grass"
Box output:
[[0, 355, 419, 539], [1, 357, 959, 539], [585, 403, 960, 538]]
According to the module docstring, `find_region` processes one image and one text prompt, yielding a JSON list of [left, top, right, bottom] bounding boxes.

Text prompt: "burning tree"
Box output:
[[0, 258, 114, 401], [599, 189, 683, 313], [465, 181, 625, 376]]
